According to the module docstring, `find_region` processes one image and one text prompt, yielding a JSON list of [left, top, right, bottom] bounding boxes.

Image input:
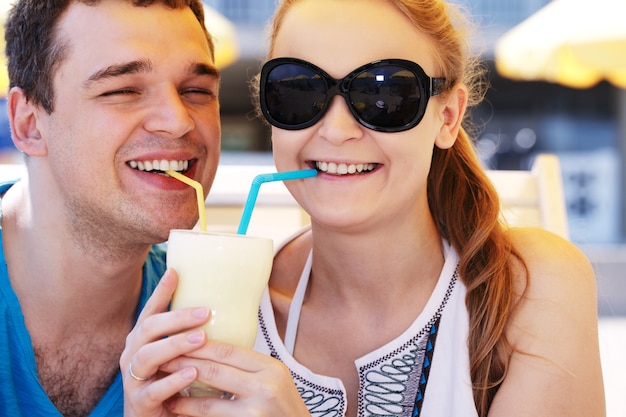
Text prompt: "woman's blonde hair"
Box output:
[[259, 1, 526, 414]]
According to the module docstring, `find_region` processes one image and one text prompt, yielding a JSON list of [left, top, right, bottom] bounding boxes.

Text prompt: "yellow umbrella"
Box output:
[[495, 0, 626, 89], [202, 4, 239, 69], [0, 1, 239, 96]]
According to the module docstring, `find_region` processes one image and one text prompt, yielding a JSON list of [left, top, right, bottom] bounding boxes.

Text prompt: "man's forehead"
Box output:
[[54, 1, 213, 71]]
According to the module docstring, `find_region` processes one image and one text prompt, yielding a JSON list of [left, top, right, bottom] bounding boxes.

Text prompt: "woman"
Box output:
[[124, 0, 605, 416], [251, 0, 605, 416]]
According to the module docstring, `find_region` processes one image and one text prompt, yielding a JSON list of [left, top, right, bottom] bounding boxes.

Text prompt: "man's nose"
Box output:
[[143, 87, 194, 138]]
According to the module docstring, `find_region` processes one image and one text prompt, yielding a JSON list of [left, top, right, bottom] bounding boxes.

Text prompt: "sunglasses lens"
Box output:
[[350, 65, 422, 130], [263, 63, 327, 127], [261, 59, 431, 132]]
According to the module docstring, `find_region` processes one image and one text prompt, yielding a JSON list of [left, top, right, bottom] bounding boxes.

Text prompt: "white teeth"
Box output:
[[128, 159, 189, 172], [314, 161, 377, 175]]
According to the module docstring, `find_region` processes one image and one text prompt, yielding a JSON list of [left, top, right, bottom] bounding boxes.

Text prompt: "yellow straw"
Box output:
[[165, 170, 207, 232]]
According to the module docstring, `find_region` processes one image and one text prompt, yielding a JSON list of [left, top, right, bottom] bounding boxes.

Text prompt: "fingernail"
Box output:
[[187, 330, 204, 344], [182, 367, 197, 381], [191, 307, 209, 319], [160, 268, 173, 283]]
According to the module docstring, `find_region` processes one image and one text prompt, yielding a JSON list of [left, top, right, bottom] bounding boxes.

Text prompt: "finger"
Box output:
[[125, 367, 198, 413], [167, 360, 304, 417], [121, 306, 210, 381], [168, 395, 238, 417], [177, 340, 276, 371], [160, 342, 292, 399], [132, 268, 211, 345], [132, 306, 210, 347], [136, 268, 178, 323], [120, 269, 181, 373], [126, 329, 208, 385], [153, 368, 199, 398], [158, 355, 248, 400]]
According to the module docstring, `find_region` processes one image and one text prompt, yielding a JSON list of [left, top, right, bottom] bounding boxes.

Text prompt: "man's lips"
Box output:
[[127, 159, 190, 174]]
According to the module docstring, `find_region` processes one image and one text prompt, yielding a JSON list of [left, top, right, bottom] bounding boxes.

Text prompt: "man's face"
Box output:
[[36, 0, 221, 244]]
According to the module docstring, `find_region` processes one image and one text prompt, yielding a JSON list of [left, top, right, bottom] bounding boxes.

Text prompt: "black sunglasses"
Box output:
[[259, 57, 447, 133]]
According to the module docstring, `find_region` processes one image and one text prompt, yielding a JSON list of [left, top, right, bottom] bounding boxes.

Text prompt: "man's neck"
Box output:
[[1, 181, 149, 340], [1, 184, 147, 417]]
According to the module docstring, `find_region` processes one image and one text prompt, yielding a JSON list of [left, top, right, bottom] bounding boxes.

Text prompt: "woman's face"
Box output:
[[269, 0, 458, 232]]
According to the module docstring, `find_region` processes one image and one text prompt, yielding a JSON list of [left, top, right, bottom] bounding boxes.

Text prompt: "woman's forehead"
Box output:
[[272, 0, 439, 77]]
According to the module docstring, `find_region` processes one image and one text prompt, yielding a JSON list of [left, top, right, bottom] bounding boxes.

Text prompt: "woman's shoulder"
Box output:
[[506, 227, 596, 297], [504, 226, 599, 353], [490, 231, 604, 415]]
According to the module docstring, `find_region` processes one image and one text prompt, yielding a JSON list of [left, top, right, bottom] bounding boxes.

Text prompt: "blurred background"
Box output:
[[0, 0, 623, 307], [0, 0, 623, 248], [0, 0, 623, 414], [0, 4, 623, 298]]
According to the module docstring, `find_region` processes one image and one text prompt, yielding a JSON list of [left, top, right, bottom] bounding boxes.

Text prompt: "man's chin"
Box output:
[[158, 220, 202, 242]]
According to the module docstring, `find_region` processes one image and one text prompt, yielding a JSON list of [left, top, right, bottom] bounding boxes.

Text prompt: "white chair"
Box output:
[[486, 153, 569, 239]]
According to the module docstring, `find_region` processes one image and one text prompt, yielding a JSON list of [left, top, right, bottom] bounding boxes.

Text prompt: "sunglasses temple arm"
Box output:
[[431, 78, 447, 96]]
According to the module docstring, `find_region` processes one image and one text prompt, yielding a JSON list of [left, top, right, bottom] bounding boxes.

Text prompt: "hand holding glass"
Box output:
[[165, 168, 315, 397], [168, 229, 273, 397]]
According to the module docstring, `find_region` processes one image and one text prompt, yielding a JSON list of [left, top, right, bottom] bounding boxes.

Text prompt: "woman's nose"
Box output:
[[316, 96, 364, 145]]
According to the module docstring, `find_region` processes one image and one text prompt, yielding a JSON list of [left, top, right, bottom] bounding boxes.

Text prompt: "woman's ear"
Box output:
[[8, 86, 48, 157], [434, 83, 468, 150]]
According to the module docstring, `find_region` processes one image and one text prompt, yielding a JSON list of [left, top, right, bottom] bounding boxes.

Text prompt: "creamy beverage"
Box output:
[[167, 229, 274, 396]]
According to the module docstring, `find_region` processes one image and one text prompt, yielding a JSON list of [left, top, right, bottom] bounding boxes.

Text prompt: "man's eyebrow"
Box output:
[[82, 60, 220, 89], [191, 62, 220, 79], [83, 60, 153, 88]]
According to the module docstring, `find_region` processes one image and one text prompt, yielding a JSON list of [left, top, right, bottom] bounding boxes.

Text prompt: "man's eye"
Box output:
[[182, 88, 216, 103], [100, 89, 138, 97], [183, 88, 214, 96]]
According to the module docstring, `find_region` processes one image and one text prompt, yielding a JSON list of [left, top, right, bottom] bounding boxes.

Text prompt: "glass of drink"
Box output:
[[167, 229, 274, 397]]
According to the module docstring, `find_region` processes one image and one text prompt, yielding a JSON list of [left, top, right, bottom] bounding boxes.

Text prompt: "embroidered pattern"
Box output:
[[359, 334, 427, 415], [357, 269, 456, 417], [259, 312, 347, 416], [257, 269, 458, 417], [413, 318, 440, 416]]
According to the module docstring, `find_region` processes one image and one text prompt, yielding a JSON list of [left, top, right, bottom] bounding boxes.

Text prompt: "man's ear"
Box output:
[[7, 86, 48, 157], [434, 83, 468, 150]]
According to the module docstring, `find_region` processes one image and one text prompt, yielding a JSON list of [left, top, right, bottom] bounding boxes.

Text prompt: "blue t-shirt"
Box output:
[[0, 181, 167, 416]]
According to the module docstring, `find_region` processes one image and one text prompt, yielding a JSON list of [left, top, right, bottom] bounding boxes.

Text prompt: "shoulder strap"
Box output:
[[284, 250, 313, 354]]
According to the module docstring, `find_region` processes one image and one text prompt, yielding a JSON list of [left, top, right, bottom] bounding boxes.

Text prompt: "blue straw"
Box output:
[[237, 169, 318, 235]]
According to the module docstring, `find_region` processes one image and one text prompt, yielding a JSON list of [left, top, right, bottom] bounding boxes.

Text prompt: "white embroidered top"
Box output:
[[254, 229, 478, 417]]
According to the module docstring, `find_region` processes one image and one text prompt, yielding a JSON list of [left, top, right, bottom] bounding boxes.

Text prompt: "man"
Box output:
[[0, 1, 220, 416]]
